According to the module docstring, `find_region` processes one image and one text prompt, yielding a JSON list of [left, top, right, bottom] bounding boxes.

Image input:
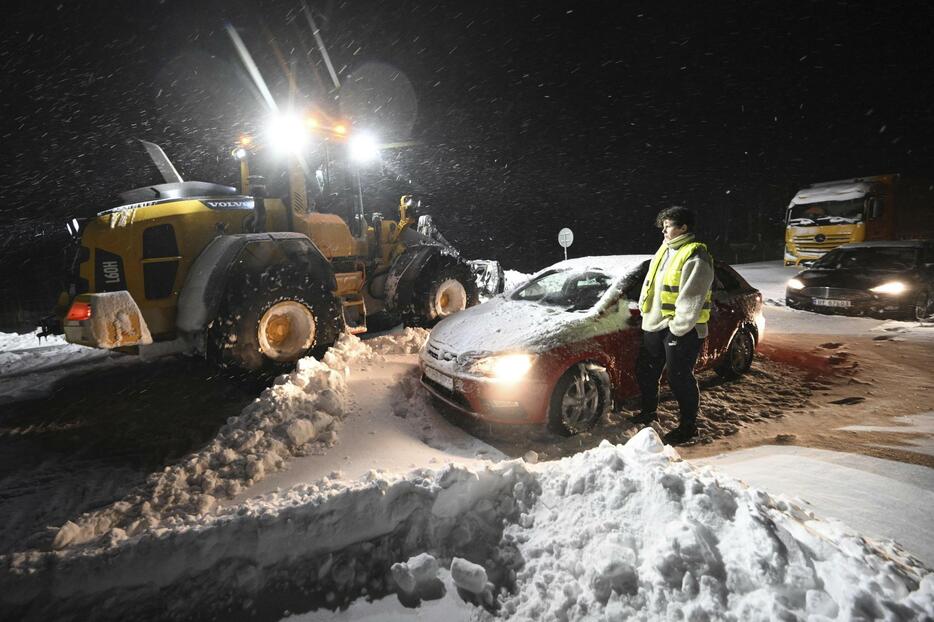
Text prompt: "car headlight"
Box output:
[[786, 278, 805, 290], [468, 353, 534, 383], [870, 281, 907, 295]]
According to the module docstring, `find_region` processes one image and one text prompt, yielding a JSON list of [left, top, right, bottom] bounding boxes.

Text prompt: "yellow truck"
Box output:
[[784, 174, 934, 265], [40, 135, 496, 372]]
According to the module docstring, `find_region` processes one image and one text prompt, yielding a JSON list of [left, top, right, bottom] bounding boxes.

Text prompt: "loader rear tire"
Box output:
[[207, 270, 341, 373]]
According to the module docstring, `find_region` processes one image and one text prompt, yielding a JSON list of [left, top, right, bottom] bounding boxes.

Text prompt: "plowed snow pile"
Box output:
[[497, 431, 933, 621], [3, 428, 931, 620], [42, 329, 430, 551]]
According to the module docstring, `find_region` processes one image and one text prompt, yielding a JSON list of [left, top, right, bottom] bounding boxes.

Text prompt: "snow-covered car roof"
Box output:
[[528, 254, 653, 282]]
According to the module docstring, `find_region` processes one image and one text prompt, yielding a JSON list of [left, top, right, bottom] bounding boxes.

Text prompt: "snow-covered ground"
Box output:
[[1, 260, 933, 620]]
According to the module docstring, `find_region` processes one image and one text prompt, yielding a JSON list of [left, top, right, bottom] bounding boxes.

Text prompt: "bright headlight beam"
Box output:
[[786, 278, 805, 290], [870, 281, 907, 295], [349, 132, 380, 163], [224, 22, 279, 114], [488, 354, 533, 383]]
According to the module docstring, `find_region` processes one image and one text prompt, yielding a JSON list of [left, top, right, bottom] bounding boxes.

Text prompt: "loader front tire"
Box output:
[[409, 264, 479, 327]]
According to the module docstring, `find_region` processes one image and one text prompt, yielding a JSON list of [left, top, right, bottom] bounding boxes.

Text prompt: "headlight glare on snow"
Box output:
[[470, 353, 534, 383], [786, 278, 805, 290], [870, 281, 908, 295]]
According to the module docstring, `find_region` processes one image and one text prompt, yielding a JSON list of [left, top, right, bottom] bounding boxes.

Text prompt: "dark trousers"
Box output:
[[635, 327, 703, 427]]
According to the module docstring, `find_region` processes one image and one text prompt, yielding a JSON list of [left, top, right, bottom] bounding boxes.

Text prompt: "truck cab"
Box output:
[[783, 174, 933, 266]]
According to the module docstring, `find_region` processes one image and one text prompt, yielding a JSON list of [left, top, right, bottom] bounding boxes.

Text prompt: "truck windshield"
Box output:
[[813, 246, 919, 271], [787, 198, 865, 226], [512, 269, 613, 309]]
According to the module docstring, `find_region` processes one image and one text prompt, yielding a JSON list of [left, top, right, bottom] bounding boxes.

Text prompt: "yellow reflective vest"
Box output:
[[641, 242, 713, 324]]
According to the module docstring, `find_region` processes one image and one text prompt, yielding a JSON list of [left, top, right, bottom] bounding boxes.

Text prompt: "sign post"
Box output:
[[557, 227, 574, 261]]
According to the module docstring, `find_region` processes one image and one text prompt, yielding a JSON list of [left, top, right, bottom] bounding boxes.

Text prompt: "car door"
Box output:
[[592, 261, 649, 400], [700, 263, 742, 368]]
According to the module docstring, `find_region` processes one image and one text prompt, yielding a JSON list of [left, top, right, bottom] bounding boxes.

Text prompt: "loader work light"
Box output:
[[267, 112, 309, 155], [349, 132, 380, 163]]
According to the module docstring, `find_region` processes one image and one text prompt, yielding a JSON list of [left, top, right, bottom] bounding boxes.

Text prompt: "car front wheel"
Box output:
[[715, 327, 755, 380], [547, 363, 611, 436]]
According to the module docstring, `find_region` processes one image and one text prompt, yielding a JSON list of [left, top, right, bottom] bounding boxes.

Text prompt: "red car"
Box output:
[[419, 255, 765, 435]]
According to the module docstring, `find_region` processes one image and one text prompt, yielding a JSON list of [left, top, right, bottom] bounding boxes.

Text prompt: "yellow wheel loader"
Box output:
[[40, 138, 498, 372]]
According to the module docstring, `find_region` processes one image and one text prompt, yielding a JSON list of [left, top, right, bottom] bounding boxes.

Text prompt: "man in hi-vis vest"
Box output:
[[630, 206, 714, 445]]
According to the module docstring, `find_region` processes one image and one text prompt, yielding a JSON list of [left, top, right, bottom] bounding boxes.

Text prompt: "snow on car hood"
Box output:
[[429, 295, 589, 354], [429, 255, 652, 356]]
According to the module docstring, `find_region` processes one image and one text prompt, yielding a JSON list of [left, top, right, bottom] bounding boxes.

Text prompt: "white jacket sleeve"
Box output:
[[668, 250, 714, 337]]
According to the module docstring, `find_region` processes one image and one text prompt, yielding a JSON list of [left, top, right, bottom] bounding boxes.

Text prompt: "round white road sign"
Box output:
[[558, 227, 574, 248]]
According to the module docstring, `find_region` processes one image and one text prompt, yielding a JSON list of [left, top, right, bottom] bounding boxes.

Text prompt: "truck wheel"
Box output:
[[714, 327, 755, 380], [208, 278, 340, 372], [411, 264, 479, 326], [547, 363, 611, 436]]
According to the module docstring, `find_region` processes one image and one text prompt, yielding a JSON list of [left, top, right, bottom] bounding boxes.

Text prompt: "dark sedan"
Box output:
[[785, 240, 934, 320]]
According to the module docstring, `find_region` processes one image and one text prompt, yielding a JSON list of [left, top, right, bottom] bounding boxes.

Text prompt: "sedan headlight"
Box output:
[[870, 281, 908, 295], [468, 353, 534, 383], [786, 278, 805, 290]]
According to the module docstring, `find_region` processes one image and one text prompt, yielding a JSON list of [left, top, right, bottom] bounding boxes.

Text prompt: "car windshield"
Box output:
[[512, 269, 614, 309], [813, 246, 919, 271], [787, 198, 864, 226]]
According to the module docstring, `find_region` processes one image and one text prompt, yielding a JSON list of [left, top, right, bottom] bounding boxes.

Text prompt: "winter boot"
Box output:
[[629, 412, 658, 426], [663, 424, 698, 445]]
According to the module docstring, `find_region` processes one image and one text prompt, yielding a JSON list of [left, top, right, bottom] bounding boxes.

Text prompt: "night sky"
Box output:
[[4, 0, 934, 278]]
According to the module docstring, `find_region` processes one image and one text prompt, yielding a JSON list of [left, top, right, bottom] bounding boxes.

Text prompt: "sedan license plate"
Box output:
[[424, 365, 454, 390], [813, 298, 851, 308]]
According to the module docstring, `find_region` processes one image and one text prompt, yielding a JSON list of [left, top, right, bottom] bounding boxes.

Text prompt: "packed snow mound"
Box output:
[[2, 458, 538, 620], [0, 329, 126, 403], [6, 429, 931, 620], [0, 329, 68, 350], [358, 326, 429, 356], [497, 429, 933, 621], [46, 330, 427, 552]]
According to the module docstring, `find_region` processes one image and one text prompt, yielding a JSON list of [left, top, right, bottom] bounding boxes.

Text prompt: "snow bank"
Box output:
[[0, 329, 68, 351], [0, 329, 127, 403], [2, 457, 535, 620], [4, 429, 931, 621], [43, 329, 429, 551], [498, 430, 933, 620]]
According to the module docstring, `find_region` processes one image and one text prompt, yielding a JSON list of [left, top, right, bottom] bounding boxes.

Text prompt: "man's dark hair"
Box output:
[[655, 206, 695, 231]]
